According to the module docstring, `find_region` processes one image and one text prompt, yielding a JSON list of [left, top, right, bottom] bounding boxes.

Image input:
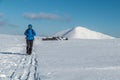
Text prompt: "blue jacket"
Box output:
[[24, 28, 36, 40]]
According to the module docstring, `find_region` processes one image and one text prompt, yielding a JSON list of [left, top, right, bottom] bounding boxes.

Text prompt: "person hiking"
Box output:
[[24, 24, 36, 55]]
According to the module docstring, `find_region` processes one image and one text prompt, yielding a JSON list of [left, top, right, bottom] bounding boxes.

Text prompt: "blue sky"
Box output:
[[0, 0, 120, 37]]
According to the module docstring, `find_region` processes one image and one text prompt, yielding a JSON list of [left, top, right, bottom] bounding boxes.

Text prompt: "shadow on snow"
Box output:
[[0, 52, 26, 56]]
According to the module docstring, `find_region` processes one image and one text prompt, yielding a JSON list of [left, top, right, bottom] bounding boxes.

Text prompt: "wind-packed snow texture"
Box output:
[[0, 34, 120, 80], [54, 26, 115, 39]]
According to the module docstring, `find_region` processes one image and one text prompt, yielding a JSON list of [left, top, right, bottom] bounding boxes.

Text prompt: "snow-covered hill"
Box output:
[[0, 34, 120, 80], [54, 26, 115, 39]]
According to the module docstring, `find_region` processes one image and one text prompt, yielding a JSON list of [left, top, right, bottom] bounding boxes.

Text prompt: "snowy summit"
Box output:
[[54, 26, 115, 39]]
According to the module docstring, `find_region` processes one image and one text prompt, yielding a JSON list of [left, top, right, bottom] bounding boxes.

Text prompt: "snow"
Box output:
[[54, 26, 115, 39], [0, 34, 120, 80]]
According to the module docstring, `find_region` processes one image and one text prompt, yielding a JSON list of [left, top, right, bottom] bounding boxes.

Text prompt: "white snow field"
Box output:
[[0, 34, 120, 80]]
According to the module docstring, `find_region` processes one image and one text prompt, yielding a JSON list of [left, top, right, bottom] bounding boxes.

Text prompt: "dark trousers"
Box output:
[[26, 40, 33, 55]]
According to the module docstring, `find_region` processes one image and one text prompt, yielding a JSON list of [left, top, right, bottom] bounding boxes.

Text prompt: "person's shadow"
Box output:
[[0, 52, 26, 56]]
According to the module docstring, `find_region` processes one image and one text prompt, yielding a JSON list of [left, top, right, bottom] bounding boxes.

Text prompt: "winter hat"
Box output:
[[28, 24, 32, 28]]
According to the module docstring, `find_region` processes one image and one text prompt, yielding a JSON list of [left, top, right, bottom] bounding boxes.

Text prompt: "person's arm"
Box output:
[[24, 29, 28, 36], [32, 29, 36, 36]]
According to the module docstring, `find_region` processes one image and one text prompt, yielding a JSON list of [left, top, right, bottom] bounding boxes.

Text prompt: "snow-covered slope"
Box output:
[[0, 34, 40, 80], [36, 38, 120, 80], [0, 34, 120, 80], [54, 26, 115, 39]]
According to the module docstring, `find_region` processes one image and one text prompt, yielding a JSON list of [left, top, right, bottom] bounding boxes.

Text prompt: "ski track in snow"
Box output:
[[10, 53, 40, 80], [0, 52, 40, 80]]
